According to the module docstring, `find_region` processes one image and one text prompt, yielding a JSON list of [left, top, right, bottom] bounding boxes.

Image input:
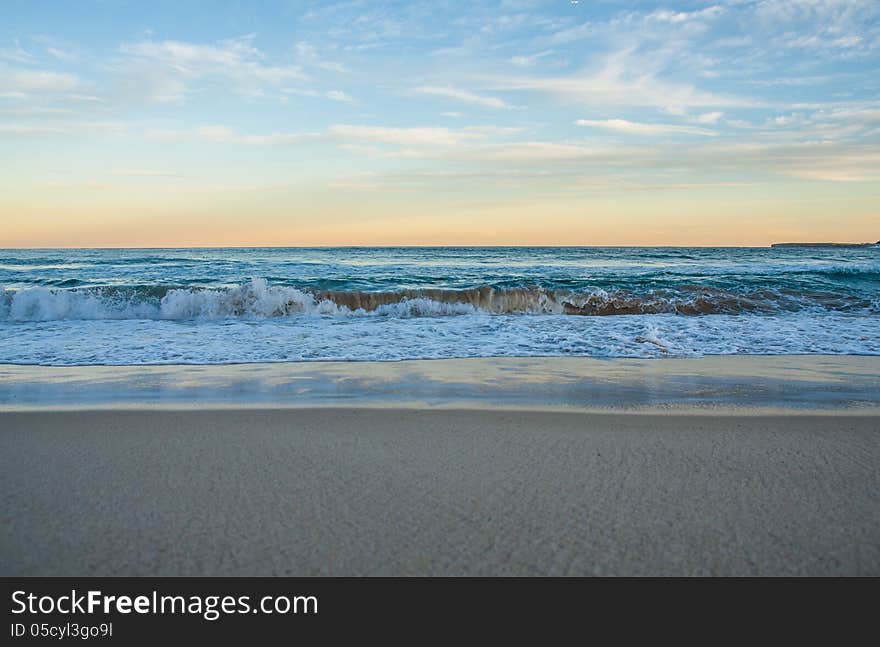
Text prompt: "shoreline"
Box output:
[[3, 402, 880, 416], [3, 349, 879, 367], [2, 355, 879, 412]]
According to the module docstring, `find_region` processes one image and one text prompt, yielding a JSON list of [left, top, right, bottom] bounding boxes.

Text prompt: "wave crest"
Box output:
[[1, 278, 875, 321]]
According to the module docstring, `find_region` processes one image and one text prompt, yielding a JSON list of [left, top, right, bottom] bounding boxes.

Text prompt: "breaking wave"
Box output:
[[1, 278, 876, 321]]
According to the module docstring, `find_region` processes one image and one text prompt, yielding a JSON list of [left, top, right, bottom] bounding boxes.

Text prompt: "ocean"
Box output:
[[1, 246, 877, 365]]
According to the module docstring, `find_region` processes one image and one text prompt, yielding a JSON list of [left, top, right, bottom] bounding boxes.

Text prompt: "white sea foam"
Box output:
[[158, 280, 323, 318], [1, 312, 877, 365], [1, 279, 493, 321]]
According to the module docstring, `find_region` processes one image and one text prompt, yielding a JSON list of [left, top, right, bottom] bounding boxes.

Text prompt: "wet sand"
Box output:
[[2, 355, 880, 411], [2, 407, 878, 576]]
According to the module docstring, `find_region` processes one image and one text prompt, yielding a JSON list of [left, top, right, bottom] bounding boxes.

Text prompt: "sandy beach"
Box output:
[[4, 0, 880, 590], [2, 404, 878, 576]]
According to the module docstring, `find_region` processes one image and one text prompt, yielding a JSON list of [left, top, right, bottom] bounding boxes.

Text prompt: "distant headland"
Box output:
[[771, 241, 879, 248]]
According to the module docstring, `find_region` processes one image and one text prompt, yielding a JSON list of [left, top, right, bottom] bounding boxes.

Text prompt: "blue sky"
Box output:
[[2, 1, 879, 246]]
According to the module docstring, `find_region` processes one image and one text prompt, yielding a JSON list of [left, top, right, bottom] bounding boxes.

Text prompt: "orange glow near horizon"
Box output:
[[3, 188, 877, 248]]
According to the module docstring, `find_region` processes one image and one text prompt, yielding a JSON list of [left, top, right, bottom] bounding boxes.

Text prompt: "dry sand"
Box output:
[[2, 408, 878, 576]]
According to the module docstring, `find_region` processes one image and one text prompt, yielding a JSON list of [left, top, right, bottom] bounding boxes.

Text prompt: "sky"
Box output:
[[1, 0, 879, 247]]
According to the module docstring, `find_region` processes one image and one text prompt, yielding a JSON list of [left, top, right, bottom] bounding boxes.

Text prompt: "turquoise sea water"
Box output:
[[1, 247, 878, 364]]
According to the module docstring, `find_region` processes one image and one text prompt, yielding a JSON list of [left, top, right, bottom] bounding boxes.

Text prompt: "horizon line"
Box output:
[[1, 242, 876, 250]]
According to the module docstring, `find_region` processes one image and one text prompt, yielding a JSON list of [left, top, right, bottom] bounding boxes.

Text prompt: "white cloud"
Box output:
[[542, 4, 723, 46], [689, 139, 880, 182], [144, 125, 317, 145], [329, 124, 488, 146], [46, 46, 76, 61], [0, 106, 72, 116], [379, 140, 659, 166], [143, 123, 513, 148], [0, 40, 34, 64], [115, 37, 305, 102], [414, 85, 514, 109], [461, 142, 639, 163], [280, 87, 354, 103], [819, 106, 880, 126], [489, 49, 755, 114], [293, 41, 346, 73], [0, 67, 82, 95], [754, 0, 880, 55], [575, 118, 717, 136], [0, 121, 126, 137], [787, 168, 869, 182], [695, 111, 723, 124], [354, 131, 880, 183], [196, 125, 317, 145], [767, 114, 798, 127], [641, 6, 724, 26], [109, 169, 179, 177], [325, 90, 354, 103], [509, 50, 554, 67]]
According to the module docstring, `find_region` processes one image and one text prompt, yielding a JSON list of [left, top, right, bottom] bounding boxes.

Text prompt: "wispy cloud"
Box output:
[[109, 169, 179, 177], [456, 141, 654, 164], [293, 41, 346, 73], [329, 124, 489, 146], [45, 46, 77, 62], [693, 140, 880, 182], [340, 128, 880, 183], [0, 39, 34, 64], [509, 50, 554, 68], [541, 4, 724, 46], [143, 125, 318, 145], [575, 118, 716, 136], [372, 140, 660, 166], [0, 121, 126, 138], [753, 0, 880, 56], [197, 125, 318, 145], [325, 89, 354, 103], [0, 67, 83, 95], [114, 37, 305, 102], [694, 111, 723, 124], [488, 49, 755, 114], [413, 85, 514, 110]]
